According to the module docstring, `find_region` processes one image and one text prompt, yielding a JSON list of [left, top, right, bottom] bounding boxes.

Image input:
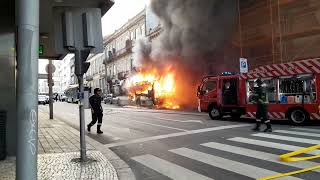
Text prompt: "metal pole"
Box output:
[[48, 60, 53, 119], [75, 50, 87, 161], [16, 0, 39, 179], [78, 76, 87, 160]]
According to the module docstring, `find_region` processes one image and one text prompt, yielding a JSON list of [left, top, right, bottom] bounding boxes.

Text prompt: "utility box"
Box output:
[[0, 111, 7, 160]]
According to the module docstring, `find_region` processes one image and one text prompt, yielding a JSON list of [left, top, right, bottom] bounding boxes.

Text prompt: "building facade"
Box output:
[[55, 54, 74, 94], [104, 9, 146, 95], [233, 0, 320, 70], [85, 53, 106, 93]]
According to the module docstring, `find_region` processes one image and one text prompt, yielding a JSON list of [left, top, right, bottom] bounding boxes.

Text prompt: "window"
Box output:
[[201, 80, 217, 93], [136, 28, 140, 38], [141, 24, 145, 36], [131, 31, 135, 40]]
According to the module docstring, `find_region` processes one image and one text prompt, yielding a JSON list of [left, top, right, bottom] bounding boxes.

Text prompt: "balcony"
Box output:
[[85, 75, 93, 81], [118, 71, 130, 80], [105, 39, 133, 63]]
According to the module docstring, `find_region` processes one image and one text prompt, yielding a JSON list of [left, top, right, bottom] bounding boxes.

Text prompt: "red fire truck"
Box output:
[[197, 58, 320, 125]]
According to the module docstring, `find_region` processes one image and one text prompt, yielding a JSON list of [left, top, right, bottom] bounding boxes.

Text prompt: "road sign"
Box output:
[[240, 58, 248, 73], [45, 64, 56, 74], [38, 74, 48, 79]]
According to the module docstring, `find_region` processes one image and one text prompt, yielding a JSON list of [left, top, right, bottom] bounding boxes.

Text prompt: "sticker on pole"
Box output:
[[77, 92, 84, 99], [239, 58, 248, 73]]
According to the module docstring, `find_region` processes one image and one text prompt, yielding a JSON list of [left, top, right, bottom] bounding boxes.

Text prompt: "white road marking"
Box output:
[[229, 137, 320, 155], [105, 107, 208, 116], [201, 142, 320, 172], [274, 130, 320, 138], [104, 124, 249, 148], [252, 133, 320, 145], [132, 154, 214, 180], [292, 128, 320, 133], [100, 132, 122, 141], [123, 119, 189, 132], [170, 148, 301, 180], [156, 117, 204, 124], [105, 124, 131, 133]]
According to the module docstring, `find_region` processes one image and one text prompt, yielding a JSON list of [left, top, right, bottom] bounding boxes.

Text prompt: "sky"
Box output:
[[101, 0, 150, 36], [39, 0, 150, 71]]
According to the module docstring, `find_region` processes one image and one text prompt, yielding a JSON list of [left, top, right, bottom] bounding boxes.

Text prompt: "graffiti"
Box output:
[[28, 109, 37, 155]]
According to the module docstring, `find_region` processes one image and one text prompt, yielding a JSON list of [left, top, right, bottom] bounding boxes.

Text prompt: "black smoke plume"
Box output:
[[136, 0, 238, 71], [131, 0, 239, 108]]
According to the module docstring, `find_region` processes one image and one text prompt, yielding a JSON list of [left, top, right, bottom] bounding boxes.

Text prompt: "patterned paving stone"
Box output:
[[0, 110, 119, 180], [0, 151, 118, 180]]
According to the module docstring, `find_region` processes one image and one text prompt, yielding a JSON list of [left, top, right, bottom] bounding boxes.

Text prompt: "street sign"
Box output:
[[38, 74, 48, 79], [240, 58, 248, 73], [45, 64, 56, 74]]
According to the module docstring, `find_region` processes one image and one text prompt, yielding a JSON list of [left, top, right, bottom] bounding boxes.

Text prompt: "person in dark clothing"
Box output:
[[252, 78, 272, 132], [87, 88, 104, 134]]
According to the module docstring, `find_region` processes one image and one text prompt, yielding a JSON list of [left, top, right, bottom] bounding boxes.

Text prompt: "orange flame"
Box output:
[[126, 66, 180, 109]]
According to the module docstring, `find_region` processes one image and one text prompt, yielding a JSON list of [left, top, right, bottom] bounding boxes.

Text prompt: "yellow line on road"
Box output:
[[257, 144, 320, 180], [280, 144, 320, 162], [257, 166, 320, 180]]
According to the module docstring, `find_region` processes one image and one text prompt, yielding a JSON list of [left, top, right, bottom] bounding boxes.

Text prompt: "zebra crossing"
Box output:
[[131, 127, 320, 180]]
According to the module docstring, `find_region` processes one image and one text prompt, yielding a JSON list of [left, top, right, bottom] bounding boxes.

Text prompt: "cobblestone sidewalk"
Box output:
[[38, 110, 95, 154], [0, 109, 119, 180]]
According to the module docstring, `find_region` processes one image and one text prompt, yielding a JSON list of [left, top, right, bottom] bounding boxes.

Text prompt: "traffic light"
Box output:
[[75, 49, 91, 76]]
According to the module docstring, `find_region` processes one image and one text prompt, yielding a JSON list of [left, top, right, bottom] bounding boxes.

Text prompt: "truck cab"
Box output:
[[197, 73, 246, 120]]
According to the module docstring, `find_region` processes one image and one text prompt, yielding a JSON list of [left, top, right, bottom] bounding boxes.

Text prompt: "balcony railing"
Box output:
[[85, 75, 93, 81], [105, 39, 133, 62]]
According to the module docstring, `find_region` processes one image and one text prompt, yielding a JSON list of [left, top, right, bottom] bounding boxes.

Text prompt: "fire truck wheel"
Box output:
[[289, 108, 309, 125], [209, 107, 222, 120]]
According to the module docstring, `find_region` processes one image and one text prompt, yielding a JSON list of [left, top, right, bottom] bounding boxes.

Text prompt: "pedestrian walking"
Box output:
[[87, 88, 104, 134], [252, 78, 272, 132]]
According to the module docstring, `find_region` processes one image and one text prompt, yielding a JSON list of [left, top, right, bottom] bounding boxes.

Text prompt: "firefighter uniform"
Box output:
[[252, 79, 272, 132], [87, 91, 103, 134]]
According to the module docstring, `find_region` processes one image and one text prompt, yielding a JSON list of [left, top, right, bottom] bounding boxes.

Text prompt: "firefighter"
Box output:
[[252, 78, 272, 132], [87, 88, 104, 134]]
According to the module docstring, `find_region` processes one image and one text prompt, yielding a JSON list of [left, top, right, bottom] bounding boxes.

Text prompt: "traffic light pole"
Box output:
[[75, 49, 87, 161]]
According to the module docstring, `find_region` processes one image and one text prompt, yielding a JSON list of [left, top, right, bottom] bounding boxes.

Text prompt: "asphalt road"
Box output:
[[40, 102, 320, 180]]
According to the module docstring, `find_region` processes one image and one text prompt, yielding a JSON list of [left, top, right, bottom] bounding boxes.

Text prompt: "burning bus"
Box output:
[[197, 58, 320, 125], [125, 65, 180, 109]]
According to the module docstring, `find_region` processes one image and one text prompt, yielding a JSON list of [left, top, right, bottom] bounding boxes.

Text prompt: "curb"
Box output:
[[47, 112, 136, 180], [69, 128, 136, 180]]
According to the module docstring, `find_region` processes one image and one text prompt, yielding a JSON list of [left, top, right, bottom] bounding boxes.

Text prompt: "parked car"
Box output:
[[45, 95, 50, 104], [104, 94, 113, 104], [38, 95, 47, 105], [61, 95, 67, 102]]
